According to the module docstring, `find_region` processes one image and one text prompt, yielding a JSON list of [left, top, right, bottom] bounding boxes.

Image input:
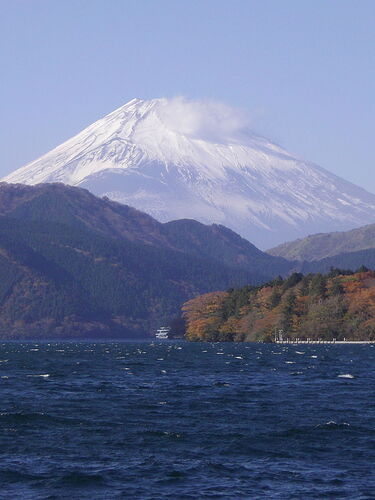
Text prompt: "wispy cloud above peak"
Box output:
[[154, 96, 250, 143]]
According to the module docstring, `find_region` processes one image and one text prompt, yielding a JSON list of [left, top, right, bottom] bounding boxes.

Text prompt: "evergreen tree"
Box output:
[[310, 273, 327, 298], [269, 287, 281, 308], [280, 291, 296, 334]]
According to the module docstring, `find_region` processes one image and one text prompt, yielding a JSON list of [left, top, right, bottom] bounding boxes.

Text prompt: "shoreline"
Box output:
[[274, 340, 374, 344]]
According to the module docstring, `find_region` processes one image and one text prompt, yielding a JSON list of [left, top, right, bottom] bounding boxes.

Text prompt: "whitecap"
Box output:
[[27, 374, 50, 378], [319, 421, 350, 428], [338, 374, 355, 379]]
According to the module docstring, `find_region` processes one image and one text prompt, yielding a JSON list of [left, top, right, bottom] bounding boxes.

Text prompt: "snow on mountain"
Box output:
[[4, 97, 375, 248]]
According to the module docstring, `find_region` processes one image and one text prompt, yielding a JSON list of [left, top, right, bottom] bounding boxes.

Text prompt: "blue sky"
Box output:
[[1, 0, 374, 192]]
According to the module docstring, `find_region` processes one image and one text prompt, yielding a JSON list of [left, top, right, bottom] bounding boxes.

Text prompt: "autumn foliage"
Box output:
[[182, 269, 375, 342]]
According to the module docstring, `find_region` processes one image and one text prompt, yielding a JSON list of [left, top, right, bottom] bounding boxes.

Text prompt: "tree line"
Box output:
[[182, 267, 375, 342]]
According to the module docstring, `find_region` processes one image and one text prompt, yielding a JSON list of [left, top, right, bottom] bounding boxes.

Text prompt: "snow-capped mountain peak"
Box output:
[[4, 97, 375, 248]]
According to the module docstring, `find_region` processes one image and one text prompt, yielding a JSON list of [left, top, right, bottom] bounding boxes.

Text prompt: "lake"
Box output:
[[0, 341, 373, 499]]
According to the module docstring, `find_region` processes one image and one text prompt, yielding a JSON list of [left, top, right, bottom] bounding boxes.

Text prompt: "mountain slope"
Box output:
[[268, 223, 375, 261], [4, 97, 375, 248], [0, 183, 292, 338], [300, 248, 375, 274], [0, 182, 292, 275], [0, 216, 258, 339]]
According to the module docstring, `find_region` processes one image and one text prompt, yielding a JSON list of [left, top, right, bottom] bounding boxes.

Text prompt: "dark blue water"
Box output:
[[0, 342, 373, 499]]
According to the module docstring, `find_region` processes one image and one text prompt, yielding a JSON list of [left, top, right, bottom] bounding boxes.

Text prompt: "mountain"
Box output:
[[4, 97, 375, 249], [268, 223, 375, 262], [0, 182, 291, 275], [0, 183, 291, 338], [300, 249, 375, 275]]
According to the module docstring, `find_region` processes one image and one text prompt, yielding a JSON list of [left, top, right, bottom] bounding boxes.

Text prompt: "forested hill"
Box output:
[[182, 269, 375, 342], [1, 183, 373, 340], [0, 183, 292, 275], [0, 183, 291, 339], [268, 223, 375, 261]]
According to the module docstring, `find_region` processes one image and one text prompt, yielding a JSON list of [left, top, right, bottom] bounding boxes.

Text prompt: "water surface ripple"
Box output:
[[0, 342, 373, 499]]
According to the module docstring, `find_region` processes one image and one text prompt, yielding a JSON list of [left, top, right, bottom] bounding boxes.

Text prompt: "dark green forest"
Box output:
[[0, 182, 374, 339], [0, 183, 279, 338]]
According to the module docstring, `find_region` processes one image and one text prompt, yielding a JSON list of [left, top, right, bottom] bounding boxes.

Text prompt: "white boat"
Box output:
[[155, 326, 170, 339]]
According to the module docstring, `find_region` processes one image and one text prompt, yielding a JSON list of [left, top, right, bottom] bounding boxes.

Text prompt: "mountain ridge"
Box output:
[[0, 182, 293, 338], [0, 182, 291, 275], [268, 223, 375, 261], [4, 97, 375, 248], [0, 182, 374, 338]]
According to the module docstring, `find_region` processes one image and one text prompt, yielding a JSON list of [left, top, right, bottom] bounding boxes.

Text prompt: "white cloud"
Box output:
[[155, 96, 250, 143]]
